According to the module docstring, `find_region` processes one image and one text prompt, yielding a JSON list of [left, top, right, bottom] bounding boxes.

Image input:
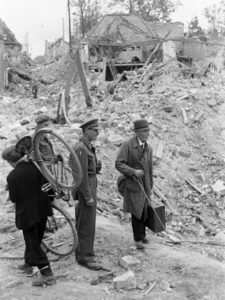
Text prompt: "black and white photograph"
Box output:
[[0, 0, 225, 299]]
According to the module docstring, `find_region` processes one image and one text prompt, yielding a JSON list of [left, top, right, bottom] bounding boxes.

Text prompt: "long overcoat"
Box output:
[[115, 136, 153, 219], [7, 161, 53, 230], [72, 136, 98, 261]]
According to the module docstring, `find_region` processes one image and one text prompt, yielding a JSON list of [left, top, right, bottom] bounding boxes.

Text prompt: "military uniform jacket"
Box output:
[[73, 136, 98, 202], [7, 161, 53, 230], [115, 136, 153, 219], [72, 136, 99, 260]]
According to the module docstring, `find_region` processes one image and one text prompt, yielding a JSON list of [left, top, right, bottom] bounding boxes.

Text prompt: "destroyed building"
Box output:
[[45, 38, 69, 63], [83, 13, 184, 79], [1, 19, 22, 54]]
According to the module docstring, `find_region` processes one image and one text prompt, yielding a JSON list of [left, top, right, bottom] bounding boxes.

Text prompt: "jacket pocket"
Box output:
[[117, 175, 126, 196], [125, 178, 140, 193]]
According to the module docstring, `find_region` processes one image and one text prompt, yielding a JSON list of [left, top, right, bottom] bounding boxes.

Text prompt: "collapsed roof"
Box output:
[[1, 18, 21, 47], [86, 14, 184, 46]]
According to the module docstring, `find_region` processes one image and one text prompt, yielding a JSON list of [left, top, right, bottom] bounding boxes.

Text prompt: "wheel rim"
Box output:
[[42, 202, 77, 256], [33, 128, 82, 189]]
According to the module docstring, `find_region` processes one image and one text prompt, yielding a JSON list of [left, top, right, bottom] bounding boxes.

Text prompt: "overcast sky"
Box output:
[[0, 0, 221, 58]]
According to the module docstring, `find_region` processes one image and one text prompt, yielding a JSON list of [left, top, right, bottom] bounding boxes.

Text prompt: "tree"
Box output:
[[152, 0, 181, 22], [71, 0, 101, 37], [108, 0, 181, 22], [204, 0, 225, 38], [187, 16, 205, 37]]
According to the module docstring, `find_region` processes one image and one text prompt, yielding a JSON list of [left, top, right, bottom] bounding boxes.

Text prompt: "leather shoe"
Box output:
[[78, 261, 101, 271], [32, 273, 56, 286], [135, 241, 145, 250], [17, 263, 33, 275]]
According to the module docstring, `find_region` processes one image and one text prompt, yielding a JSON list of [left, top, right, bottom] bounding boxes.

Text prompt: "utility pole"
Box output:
[[0, 19, 4, 95], [67, 0, 72, 54], [62, 18, 65, 41], [24, 32, 29, 54]]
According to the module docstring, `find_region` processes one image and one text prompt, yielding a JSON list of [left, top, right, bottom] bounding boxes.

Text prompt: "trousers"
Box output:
[[23, 218, 49, 269], [131, 210, 146, 242]]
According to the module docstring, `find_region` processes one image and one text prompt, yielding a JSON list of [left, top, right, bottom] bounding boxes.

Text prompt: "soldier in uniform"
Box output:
[[71, 118, 101, 270]]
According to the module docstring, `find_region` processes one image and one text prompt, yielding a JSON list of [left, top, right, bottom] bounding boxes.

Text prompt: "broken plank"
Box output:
[[181, 107, 188, 125], [153, 184, 178, 215], [155, 140, 164, 159], [184, 177, 203, 194], [194, 110, 204, 121], [167, 239, 225, 247], [143, 282, 157, 295], [151, 137, 160, 157]]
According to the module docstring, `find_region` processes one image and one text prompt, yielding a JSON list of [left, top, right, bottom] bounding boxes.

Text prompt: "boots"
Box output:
[[32, 266, 56, 286], [17, 262, 33, 275]]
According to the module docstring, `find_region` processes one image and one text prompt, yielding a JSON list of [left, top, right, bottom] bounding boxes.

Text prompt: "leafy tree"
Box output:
[[187, 16, 205, 37], [108, 0, 181, 22], [71, 0, 101, 37], [204, 0, 225, 37], [153, 0, 181, 22]]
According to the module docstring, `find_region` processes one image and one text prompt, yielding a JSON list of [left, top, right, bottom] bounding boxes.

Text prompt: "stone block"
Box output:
[[113, 270, 136, 290], [119, 255, 141, 270]]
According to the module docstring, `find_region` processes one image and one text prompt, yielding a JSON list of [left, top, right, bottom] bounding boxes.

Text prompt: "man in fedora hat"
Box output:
[[115, 119, 153, 250], [71, 118, 101, 270]]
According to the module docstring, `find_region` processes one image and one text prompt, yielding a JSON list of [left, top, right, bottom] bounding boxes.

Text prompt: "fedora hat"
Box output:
[[133, 119, 149, 131]]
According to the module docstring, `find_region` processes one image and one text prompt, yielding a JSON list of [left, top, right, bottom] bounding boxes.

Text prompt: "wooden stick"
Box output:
[[184, 177, 203, 194], [153, 184, 179, 215], [0, 256, 23, 260], [144, 282, 157, 295], [167, 239, 225, 247], [181, 107, 188, 125]]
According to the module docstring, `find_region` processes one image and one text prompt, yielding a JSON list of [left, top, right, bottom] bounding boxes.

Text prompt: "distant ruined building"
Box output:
[[1, 19, 22, 54], [45, 38, 69, 63]]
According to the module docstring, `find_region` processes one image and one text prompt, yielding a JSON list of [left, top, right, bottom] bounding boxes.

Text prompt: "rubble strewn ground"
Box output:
[[1, 54, 225, 299]]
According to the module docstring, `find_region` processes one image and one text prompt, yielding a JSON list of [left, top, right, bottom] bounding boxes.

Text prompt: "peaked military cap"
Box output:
[[80, 118, 99, 129], [35, 113, 51, 125], [133, 119, 149, 131]]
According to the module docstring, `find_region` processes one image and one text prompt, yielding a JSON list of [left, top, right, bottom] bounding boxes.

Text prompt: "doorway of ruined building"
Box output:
[[104, 62, 144, 81]]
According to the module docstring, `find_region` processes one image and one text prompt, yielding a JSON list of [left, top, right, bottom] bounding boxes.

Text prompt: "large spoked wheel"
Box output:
[[33, 128, 82, 189], [42, 201, 78, 257]]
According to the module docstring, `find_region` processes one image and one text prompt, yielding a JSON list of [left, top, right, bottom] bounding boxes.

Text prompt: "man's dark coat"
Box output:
[[115, 136, 153, 219], [7, 161, 52, 230]]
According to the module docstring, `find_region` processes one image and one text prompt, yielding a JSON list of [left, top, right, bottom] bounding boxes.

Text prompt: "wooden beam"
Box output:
[[75, 48, 92, 107], [0, 19, 4, 95], [181, 107, 188, 125], [155, 140, 164, 159]]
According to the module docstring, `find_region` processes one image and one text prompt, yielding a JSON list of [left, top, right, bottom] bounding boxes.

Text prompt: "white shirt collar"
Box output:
[[137, 138, 145, 147]]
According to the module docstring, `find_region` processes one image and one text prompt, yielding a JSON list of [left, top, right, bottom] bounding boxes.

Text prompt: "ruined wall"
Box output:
[[45, 39, 69, 63], [148, 22, 184, 53], [183, 39, 207, 59], [148, 22, 184, 39], [183, 39, 222, 60]]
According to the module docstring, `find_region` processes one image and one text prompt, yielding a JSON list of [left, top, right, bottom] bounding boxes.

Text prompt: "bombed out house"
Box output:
[[82, 14, 184, 80], [2, 19, 22, 55]]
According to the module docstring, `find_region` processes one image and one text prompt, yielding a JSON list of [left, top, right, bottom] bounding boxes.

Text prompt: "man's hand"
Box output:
[[86, 198, 94, 207], [134, 169, 144, 178], [96, 160, 102, 174]]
